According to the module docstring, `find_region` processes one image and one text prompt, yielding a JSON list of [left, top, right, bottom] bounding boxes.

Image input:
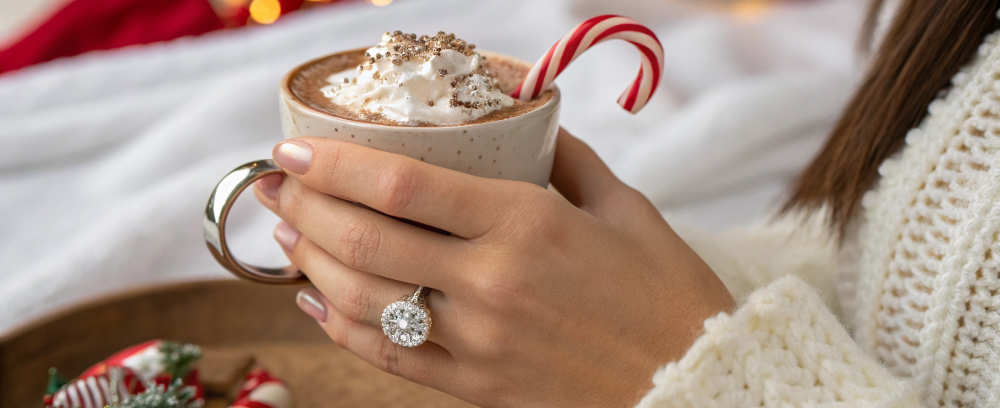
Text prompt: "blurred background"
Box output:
[[0, 1, 828, 48], [0, 0, 867, 333]]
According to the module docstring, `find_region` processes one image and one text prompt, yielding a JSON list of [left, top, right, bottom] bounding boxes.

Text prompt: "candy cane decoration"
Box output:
[[45, 340, 206, 408], [511, 14, 664, 114], [46, 367, 143, 408], [229, 369, 292, 408]]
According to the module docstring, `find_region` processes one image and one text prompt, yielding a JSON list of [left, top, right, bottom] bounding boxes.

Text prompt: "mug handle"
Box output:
[[203, 159, 306, 284]]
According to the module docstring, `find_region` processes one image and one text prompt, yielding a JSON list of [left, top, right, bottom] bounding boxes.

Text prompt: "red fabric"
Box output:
[[0, 0, 224, 75], [0, 0, 357, 76]]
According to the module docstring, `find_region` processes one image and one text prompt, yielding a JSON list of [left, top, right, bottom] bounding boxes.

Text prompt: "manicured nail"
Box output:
[[296, 288, 328, 322], [274, 140, 312, 174], [255, 174, 283, 201], [274, 221, 300, 250]]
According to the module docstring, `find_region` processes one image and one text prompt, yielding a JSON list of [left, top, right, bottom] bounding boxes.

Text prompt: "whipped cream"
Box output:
[[321, 31, 514, 125]]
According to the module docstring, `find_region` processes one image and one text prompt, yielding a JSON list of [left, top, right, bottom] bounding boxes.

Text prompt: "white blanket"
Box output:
[[0, 0, 865, 334]]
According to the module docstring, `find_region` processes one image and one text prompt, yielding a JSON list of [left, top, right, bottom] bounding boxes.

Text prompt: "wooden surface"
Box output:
[[0, 279, 473, 407]]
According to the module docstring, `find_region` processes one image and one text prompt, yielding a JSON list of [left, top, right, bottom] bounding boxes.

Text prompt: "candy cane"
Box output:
[[511, 14, 664, 114], [229, 369, 292, 408], [46, 368, 142, 408]]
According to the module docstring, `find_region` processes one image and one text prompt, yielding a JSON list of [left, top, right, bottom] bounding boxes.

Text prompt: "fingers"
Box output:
[[255, 176, 464, 290], [549, 128, 623, 212], [272, 138, 513, 239], [275, 223, 453, 345], [295, 287, 460, 393]]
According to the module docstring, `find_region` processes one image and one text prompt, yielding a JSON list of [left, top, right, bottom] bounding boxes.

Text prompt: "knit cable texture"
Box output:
[[852, 23, 1000, 408], [639, 15, 1000, 408], [636, 276, 919, 407]]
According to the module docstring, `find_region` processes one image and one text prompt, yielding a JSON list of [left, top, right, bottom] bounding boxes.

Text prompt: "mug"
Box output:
[[204, 49, 561, 284]]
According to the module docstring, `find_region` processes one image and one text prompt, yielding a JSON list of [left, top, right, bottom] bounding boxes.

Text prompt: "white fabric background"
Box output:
[[0, 0, 865, 334]]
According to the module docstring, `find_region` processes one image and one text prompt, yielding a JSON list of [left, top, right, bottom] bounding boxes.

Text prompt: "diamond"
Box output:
[[380, 300, 432, 347]]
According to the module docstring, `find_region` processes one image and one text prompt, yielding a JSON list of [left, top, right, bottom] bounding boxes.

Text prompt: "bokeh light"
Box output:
[[730, 0, 769, 19], [249, 0, 281, 24], [370, 0, 393, 7]]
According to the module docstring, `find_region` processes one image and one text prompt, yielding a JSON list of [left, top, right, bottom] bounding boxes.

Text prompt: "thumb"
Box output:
[[549, 128, 625, 212]]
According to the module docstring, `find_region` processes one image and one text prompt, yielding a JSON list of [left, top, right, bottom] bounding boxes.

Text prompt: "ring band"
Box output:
[[204, 159, 305, 284], [381, 286, 433, 347]]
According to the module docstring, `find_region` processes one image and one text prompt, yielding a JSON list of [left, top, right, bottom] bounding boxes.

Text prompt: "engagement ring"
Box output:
[[381, 286, 432, 347]]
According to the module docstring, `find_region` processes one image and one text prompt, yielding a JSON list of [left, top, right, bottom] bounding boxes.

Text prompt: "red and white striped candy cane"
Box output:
[[511, 14, 664, 114], [46, 367, 143, 408], [229, 369, 292, 408]]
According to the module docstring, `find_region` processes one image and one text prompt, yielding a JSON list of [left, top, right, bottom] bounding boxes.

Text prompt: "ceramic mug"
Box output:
[[203, 49, 561, 284]]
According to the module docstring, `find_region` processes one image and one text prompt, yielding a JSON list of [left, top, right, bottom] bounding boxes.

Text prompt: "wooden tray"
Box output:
[[0, 280, 472, 407]]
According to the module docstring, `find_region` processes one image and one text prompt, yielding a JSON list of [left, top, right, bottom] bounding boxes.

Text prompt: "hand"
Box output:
[[253, 129, 734, 407]]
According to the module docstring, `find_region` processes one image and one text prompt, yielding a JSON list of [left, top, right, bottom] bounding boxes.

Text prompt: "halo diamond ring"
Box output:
[[381, 286, 432, 347]]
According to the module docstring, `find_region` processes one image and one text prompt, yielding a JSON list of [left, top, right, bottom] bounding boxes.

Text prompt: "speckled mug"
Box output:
[[204, 50, 561, 284], [280, 50, 561, 186]]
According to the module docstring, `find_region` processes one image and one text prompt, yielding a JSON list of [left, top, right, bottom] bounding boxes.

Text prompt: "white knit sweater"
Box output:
[[637, 18, 1000, 408]]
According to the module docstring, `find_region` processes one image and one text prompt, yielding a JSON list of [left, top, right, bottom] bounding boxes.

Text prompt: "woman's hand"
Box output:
[[253, 129, 733, 407]]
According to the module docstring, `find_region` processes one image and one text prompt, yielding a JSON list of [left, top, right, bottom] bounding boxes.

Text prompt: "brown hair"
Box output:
[[782, 0, 1000, 235]]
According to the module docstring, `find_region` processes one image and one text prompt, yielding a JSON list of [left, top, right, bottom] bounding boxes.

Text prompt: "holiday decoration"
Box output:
[[512, 14, 664, 114], [229, 369, 292, 408], [44, 366, 143, 408], [42, 339, 290, 408], [112, 377, 202, 408]]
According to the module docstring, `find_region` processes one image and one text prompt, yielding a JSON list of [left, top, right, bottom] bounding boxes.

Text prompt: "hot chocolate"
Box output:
[[288, 32, 553, 127], [205, 31, 561, 283]]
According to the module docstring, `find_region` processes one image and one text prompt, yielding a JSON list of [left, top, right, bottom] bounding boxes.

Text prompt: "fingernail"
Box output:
[[274, 221, 300, 250], [296, 288, 328, 322], [255, 174, 283, 201], [274, 140, 312, 174]]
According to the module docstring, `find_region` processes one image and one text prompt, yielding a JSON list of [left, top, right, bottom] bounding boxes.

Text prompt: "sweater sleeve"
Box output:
[[636, 276, 920, 407]]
